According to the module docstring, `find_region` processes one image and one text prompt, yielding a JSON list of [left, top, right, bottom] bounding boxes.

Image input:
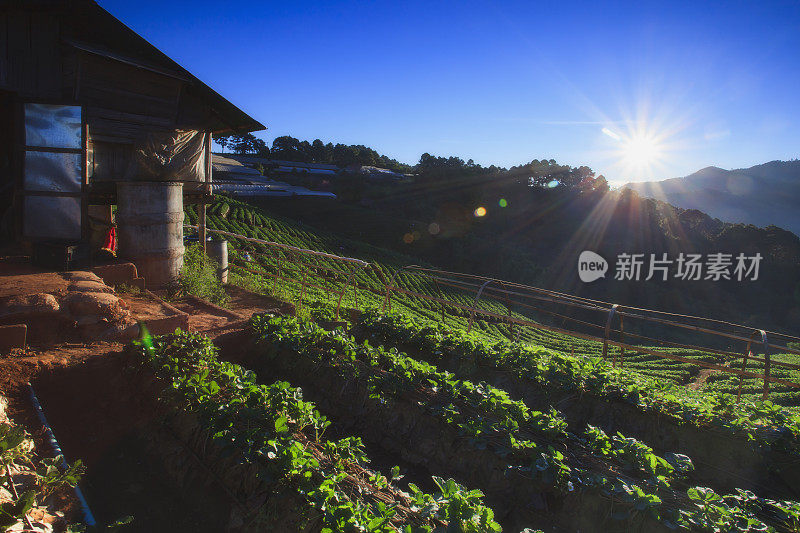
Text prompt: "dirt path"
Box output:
[[688, 360, 732, 391], [0, 247, 304, 527], [688, 367, 717, 390], [0, 286, 288, 402], [153, 285, 289, 335]]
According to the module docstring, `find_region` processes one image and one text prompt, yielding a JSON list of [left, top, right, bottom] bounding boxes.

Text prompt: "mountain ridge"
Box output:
[[623, 160, 800, 235]]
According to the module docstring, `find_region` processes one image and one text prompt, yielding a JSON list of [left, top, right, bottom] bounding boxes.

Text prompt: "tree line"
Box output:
[[215, 133, 609, 193], [414, 153, 609, 193], [215, 133, 412, 174]]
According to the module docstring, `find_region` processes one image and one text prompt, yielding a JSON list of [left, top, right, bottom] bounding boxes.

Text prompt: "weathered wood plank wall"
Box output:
[[0, 10, 61, 99], [0, 5, 228, 196]]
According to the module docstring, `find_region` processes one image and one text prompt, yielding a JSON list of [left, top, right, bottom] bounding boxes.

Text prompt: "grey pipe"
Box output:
[[27, 382, 97, 527]]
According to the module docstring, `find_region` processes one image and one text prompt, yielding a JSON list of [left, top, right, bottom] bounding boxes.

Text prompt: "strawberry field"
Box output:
[[186, 197, 800, 406], [178, 197, 800, 530], [130, 329, 504, 532], [234, 313, 800, 531]]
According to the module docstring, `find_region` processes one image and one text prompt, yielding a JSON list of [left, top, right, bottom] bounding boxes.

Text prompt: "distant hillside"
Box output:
[[219, 152, 800, 334], [623, 160, 800, 235], [251, 176, 800, 335]]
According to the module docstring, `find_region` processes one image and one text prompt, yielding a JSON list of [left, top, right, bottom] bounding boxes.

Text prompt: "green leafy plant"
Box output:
[[131, 328, 502, 532], [180, 243, 230, 306], [67, 516, 134, 532], [0, 490, 35, 532], [357, 310, 800, 455], [0, 422, 89, 532], [253, 314, 576, 492], [36, 455, 85, 499]]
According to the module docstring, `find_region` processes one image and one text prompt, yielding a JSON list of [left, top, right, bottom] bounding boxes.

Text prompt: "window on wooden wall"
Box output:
[[21, 103, 86, 241]]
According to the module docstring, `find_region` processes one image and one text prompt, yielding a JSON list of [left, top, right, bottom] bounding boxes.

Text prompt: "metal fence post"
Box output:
[[615, 313, 625, 367], [381, 267, 407, 314], [467, 280, 493, 334], [497, 281, 519, 342], [351, 265, 366, 313], [273, 250, 282, 295], [602, 304, 620, 365], [738, 329, 768, 402], [336, 265, 357, 320], [433, 278, 447, 325], [763, 331, 771, 400], [299, 251, 308, 309]]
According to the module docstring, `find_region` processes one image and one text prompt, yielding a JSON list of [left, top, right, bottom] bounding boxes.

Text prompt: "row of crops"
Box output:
[[185, 196, 800, 405], [132, 329, 504, 532], [189, 198, 525, 331], [246, 314, 800, 532], [353, 311, 800, 456], [704, 353, 800, 406], [498, 324, 714, 385]]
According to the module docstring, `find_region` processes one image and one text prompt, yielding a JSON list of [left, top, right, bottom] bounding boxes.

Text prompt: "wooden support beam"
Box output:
[[198, 200, 207, 255], [81, 122, 90, 246], [199, 132, 212, 255]]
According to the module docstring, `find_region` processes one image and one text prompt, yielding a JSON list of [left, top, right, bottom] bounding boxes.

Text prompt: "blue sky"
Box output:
[[100, 0, 800, 185]]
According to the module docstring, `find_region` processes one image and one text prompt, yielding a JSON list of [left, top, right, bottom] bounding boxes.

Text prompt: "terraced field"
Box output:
[[165, 196, 800, 531], [127, 320, 800, 532], [704, 353, 800, 406], [185, 196, 800, 406], [237, 314, 800, 531], [185, 198, 527, 330], [350, 311, 800, 459], [132, 329, 504, 532]]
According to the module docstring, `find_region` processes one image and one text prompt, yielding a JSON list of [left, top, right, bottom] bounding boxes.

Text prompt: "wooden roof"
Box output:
[[21, 0, 265, 135]]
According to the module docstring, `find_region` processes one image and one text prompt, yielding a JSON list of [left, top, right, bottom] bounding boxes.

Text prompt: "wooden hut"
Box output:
[[0, 0, 263, 280]]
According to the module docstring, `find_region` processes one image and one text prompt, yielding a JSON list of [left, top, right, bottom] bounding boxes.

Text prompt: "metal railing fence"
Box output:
[[185, 225, 800, 401]]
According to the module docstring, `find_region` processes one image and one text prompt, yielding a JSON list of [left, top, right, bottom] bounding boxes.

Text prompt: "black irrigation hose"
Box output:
[[27, 382, 96, 527]]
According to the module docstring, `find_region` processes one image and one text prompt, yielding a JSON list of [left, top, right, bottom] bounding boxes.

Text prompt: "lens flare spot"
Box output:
[[402, 233, 414, 244], [498, 198, 508, 208], [601, 127, 621, 141], [428, 222, 440, 235], [474, 206, 487, 217]]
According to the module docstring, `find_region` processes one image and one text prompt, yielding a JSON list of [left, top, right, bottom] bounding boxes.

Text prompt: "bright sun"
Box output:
[[602, 114, 678, 179], [622, 134, 661, 168]]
